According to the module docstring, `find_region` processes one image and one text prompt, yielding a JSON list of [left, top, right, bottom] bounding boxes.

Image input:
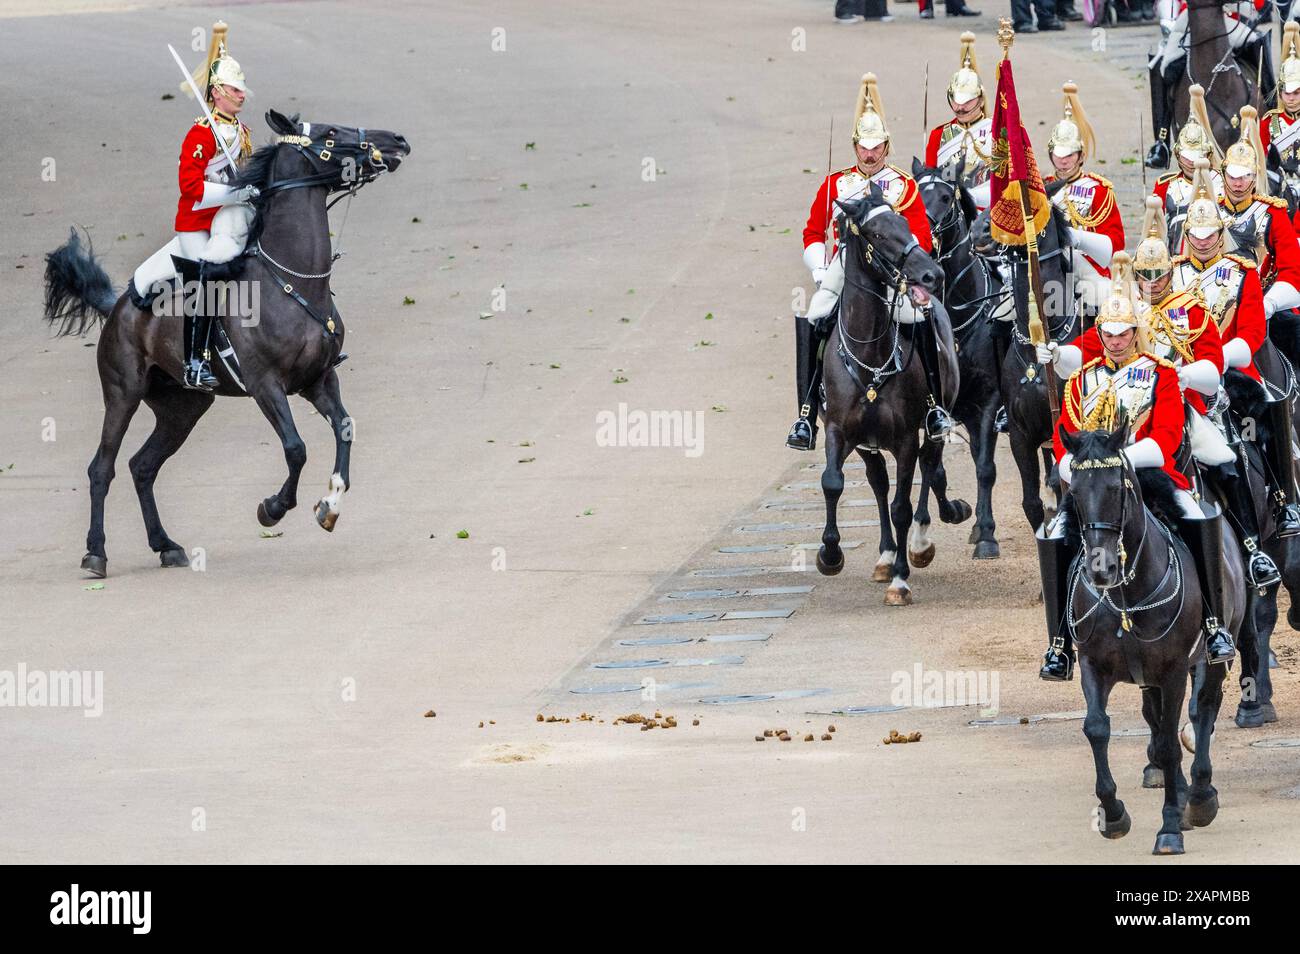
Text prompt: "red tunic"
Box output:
[[804, 165, 933, 258], [1055, 353, 1190, 491], [1069, 291, 1222, 415], [1219, 193, 1300, 291], [1046, 172, 1125, 278], [175, 116, 251, 232]]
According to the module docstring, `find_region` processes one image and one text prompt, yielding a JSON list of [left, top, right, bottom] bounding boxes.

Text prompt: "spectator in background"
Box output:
[[836, 0, 893, 21], [918, 0, 982, 16], [1010, 0, 1065, 31]]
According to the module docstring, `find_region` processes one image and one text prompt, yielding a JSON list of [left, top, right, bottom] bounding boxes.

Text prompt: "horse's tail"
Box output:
[[44, 228, 118, 337]]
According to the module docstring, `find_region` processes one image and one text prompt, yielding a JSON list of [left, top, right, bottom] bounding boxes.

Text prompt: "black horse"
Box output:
[[815, 185, 967, 605], [914, 156, 1003, 560], [1063, 425, 1235, 855], [973, 196, 1079, 533], [43, 110, 410, 576]]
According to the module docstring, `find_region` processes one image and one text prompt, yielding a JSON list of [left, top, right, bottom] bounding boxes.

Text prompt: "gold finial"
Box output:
[[998, 17, 1015, 59]]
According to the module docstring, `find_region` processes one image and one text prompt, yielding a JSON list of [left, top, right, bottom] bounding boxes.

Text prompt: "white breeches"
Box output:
[[1188, 407, 1235, 466], [1155, 11, 1252, 73], [132, 204, 255, 295]]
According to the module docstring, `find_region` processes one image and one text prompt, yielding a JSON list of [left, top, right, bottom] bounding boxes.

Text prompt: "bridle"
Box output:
[[917, 172, 999, 334], [1066, 452, 1184, 644], [249, 128, 392, 338]]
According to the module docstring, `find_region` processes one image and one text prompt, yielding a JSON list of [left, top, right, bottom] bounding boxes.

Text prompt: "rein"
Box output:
[[1067, 455, 1186, 645], [918, 174, 996, 334]]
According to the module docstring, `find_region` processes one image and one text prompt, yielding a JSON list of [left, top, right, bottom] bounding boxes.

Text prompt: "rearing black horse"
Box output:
[[43, 109, 410, 577]]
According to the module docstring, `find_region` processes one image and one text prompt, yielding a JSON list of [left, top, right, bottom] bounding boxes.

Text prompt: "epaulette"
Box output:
[[1078, 356, 1104, 375], [1080, 172, 1114, 191], [1155, 171, 1179, 185], [1225, 253, 1257, 270], [1172, 254, 1190, 266], [1143, 351, 1178, 371], [882, 163, 907, 179], [194, 116, 210, 127], [1264, 106, 1285, 121], [1257, 193, 1289, 209]]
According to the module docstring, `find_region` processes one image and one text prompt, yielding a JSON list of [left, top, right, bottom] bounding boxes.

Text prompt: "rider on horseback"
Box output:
[[1039, 254, 1236, 680], [128, 22, 259, 391], [1152, 85, 1224, 252], [924, 32, 993, 212], [1145, 0, 1272, 169], [1262, 23, 1300, 199], [1044, 83, 1125, 322], [789, 74, 950, 450]]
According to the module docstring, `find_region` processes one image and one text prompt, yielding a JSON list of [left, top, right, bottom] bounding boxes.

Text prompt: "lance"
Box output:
[[168, 44, 239, 172], [923, 61, 929, 135], [1140, 108, 1147, 191], [824, 114, 834, 267]]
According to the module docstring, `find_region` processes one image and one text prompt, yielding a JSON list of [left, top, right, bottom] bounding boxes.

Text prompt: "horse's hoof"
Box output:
[[1235, 704, 1267, 729], [1099, 805, 1131, 839], [884, 585, 912, 606], [1185, 793, 1219, 828], [315, 500, 338, 532], [908, 543, 936, 568], [1152, 832, 1185, 855], [1259, 702, 1278, 723], [1288, 604, 1300, 631], [1142, 764, 1164, 789], [942, 498, 973, 524], [816, 547, 844, 576], [159, 547, 189, 568], [972, 540, 1000, 560], [80, 553, 107, 578], [257, 500, 281, 528], [871, 562, 892, 583], [1180, 721, 1196, 754]]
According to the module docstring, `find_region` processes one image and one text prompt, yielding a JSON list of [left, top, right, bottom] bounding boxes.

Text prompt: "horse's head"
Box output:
[[912, 155, 970, 243], [1061, 418, 1138, 590], [257, 108, 411, 191], [837, 183, 942, 305]]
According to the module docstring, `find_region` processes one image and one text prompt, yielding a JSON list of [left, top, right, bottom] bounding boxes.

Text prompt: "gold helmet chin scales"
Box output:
[[1047, 82, 1096, 161], [853, 73, 890, 149], [1133, 195, 1172, 278], [948, 32, 985, 111]]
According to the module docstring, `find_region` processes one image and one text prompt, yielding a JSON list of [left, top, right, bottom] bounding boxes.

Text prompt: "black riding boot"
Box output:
[[174, 256, 219, 392], [1265, 397, 1300, 537], [787, 312, 830, 451], [1146, 61, 1171, 170], [1210, 458, 1282, 589], [1037, 528, 1075, 681], [992, 318, 1012, 433], [1178, 512, 1237, 665], [913, 308, 954, 443]]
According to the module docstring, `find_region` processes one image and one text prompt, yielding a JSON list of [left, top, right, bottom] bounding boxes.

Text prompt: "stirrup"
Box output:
[[183, 360, 218, 392], [786, 413, 815, 451], [1039, 645, 1073, 682], [1204, 620, 1236, 666], [925, 404, 953, 443], [1272, 502, 1300, 539], [1244, 543, 1282, 589]]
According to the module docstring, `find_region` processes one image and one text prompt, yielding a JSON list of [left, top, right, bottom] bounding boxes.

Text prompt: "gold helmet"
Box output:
[[1097, 252, 1148, 336], [1177, 85, 1222, 168], [182, 21, 252, 99], [1224, 105, 1266, 191], [1185, 157, 1224, 240], [1047, 82, 1096, 161], [1133, 196, 1172, 280], [853, 73, 890, 149], [948, 32, 985, 111], [1281, 21, 1300, 96]]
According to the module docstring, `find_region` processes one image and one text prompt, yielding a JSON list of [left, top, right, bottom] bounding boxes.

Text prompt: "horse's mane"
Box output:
[[235, 143, 280, 252]]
